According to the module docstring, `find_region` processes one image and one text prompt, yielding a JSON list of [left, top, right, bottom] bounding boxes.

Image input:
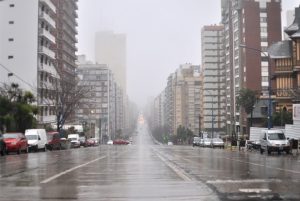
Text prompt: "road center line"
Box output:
[[40, 156, 107, 184], [224, 157, 300, 174], [152, 148, 192, 181]]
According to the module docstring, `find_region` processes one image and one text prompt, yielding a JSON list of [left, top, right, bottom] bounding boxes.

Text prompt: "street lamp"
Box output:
[[239, 44, 272, 130]]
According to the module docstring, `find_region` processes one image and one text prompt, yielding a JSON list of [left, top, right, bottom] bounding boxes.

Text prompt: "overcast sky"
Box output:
[[77, 0, 299, 108]]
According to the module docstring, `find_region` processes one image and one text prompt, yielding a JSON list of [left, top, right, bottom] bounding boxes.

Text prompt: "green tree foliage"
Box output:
[[0, 83, 37, 133], [236, 88, 257, 114], [236, 88, 257, 128], [151, 125, 169, 143], [272, 109, 293, 126], [176, 125, 194, 144]]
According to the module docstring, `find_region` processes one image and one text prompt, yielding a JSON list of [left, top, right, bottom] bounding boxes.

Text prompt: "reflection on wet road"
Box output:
[[0, 123, 300, 200]]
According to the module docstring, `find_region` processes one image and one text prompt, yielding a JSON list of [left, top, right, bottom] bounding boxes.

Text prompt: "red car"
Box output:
[[3, 133, 28, 154], [113, 139, 130, 145], [47, 132, 62, 150], [86, 138, 99, 147]]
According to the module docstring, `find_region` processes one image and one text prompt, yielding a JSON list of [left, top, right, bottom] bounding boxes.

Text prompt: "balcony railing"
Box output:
[[39, 11, 56, 28], [38, 62, 59, 78], [40, 0, 56, 14], [38, 46, 56, 60], [39, 28, 56, 44]]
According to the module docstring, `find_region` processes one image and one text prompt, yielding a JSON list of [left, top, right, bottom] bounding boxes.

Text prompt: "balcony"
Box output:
[[38, 46, 56, 60], [39, 28, 56, 44], [40, 0, 56, 14], [39, 11, 56, 28], [38, 62, 59, 78]]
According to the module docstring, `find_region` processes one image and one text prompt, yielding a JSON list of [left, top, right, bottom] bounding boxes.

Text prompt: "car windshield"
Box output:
[[69, 138, 77, 141], [26, 135, 38, 140], [213, 138, 222, 142], [268, 133, 286, 140], [3, 133, 20, 139]]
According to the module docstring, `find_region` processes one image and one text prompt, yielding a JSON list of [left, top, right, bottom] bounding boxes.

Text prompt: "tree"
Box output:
[[0, 83, 38, 133], [176, 126, 194, 144], [41, 77, 93, 132], [236, 88, 257, 128], [272, 108, 293, 126]]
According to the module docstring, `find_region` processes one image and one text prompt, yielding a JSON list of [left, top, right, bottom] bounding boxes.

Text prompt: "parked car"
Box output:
[[202, 138, 211, 147], [193, 137, 201, 147], [46, 132, 61, 150], [167, 141, 173, 146], [211, 138, 225, 149], [68, 134, 81, 148], [3, 133, 28, 154], [107, 140, 113, 145], [25, 129, 48, 152], [113, 139, 130, 145], [260, 129, 290, 155], [0, 132, 6, 156], [86, 138, 99, 146], [79, 136, 87, 147]]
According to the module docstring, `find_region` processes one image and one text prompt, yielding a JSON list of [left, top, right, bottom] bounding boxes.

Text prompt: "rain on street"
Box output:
[[1, 121, 300, 201]]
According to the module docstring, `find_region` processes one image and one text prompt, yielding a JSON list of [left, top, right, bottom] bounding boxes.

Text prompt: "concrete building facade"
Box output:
[[0, 0, 78, 125], [0, 0, 59, 124], [76, 55, 116, 141], [201, 25, 226, 136], [221, 0, 282, 137]]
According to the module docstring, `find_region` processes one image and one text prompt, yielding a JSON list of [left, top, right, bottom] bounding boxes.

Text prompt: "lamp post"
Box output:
[[239, 44, 272, 130]]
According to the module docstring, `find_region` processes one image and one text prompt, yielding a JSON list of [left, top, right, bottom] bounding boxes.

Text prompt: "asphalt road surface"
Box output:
[[0, 123, 300, 201]]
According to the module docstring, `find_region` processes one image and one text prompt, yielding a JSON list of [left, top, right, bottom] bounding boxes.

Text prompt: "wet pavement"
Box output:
[[0, 123, 300, 200]]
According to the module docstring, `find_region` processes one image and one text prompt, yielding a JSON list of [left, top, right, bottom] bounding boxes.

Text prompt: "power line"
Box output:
[[0, 62, 37, 92]]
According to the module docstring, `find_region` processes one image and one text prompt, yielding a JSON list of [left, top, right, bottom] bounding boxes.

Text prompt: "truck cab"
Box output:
[[260, 129, 290, 155]]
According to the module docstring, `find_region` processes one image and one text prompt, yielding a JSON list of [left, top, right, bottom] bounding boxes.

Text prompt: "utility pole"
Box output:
[[199, 115, 202, 138]]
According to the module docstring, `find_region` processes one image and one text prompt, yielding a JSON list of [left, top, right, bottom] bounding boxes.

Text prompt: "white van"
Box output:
[[25, 129, 48, 152], [68, 134, 80, 148], [260, 129, 290, 155]]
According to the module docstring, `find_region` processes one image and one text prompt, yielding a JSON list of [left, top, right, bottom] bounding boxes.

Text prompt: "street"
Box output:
[[0, 123, 300, 201]]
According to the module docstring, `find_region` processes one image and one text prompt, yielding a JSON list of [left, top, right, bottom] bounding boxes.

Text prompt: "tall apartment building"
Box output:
[[0, 0, 78, 125], [114, 84, 125, 137], [153, 90, 166, 129], [165, 74, 175, 135], [221, 0, 282, 136], [52, 0, 78, 82], [95, 31, 127, 92], [76, 55, 116, 141], [170, 64, 202, 136], [0, 0, 58, 124], [201, 25, 226, 136]]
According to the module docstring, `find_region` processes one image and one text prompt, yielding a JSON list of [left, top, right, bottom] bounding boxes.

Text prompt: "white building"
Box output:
[[201, 25, 226, 136], [0, 0, 58, 124], [95, 31, 127, 92], [76, 55, 116, 141]]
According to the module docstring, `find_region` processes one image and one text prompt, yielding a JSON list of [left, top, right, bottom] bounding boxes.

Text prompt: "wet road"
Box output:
[[0, 123, 300, 201]]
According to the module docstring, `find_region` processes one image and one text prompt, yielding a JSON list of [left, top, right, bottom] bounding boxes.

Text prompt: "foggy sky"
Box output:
[[77, 0, 300, 108]]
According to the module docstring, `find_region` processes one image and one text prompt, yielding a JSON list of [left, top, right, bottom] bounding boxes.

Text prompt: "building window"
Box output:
[[8, 21, 14, 24], [9, 4, 15, 7], [8, 55, 13, 59], [8, 38, 14, 42]]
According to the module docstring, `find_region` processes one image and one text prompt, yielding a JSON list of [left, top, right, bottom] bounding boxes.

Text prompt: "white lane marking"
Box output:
[[207, 179, 281, 184], [40, 156, 107, 184], [239, 188, 271, 193], [152, 149, 192, 181], [224, 157, 300, 174]]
